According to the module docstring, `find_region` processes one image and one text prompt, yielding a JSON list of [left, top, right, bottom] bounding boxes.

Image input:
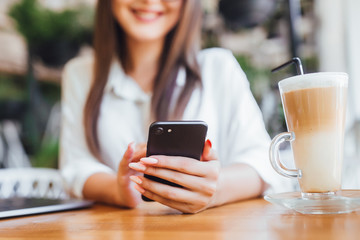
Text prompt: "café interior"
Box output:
[[0, 0, 360, 239]]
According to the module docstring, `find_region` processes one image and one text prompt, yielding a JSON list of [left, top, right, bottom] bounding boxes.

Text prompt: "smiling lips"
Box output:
[[132, 9, 163, 22]]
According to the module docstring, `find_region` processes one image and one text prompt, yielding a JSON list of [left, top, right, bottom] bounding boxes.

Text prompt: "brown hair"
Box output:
[[84, 0, 202, 160]]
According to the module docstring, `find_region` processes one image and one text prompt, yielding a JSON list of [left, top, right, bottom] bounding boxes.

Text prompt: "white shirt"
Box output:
[[60, 48, 286, 198]]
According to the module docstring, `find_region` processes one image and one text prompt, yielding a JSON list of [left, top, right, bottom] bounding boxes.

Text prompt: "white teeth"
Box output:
[[135, 11, 159, 20]]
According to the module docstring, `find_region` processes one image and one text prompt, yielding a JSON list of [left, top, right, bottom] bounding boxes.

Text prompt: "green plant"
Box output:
[[6, 0, 92, 168], [8, 0, 94, 66], [30, 83, 60, 168], [0, 75, 27, 101], [234, 55, 271, 103], [31, 138, 59, 168]]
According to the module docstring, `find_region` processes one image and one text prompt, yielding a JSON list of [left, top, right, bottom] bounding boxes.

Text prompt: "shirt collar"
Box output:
[[105, 59, 151, 103], [176, 66, 186, 87]]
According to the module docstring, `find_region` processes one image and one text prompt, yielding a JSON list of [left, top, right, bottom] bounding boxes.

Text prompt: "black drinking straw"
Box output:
[[271, 57, 305, 75]]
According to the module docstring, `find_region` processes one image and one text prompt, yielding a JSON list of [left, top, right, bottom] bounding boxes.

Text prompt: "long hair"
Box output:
[[84, 0, 202, 160]]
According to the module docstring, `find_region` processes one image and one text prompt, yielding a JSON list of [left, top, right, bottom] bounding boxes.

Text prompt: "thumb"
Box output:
[[201, 139, 217, 161], [120, 142, 135, 167]]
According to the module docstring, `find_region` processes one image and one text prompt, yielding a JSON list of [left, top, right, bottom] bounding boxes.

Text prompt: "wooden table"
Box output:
[[1, 198, 360, 240]]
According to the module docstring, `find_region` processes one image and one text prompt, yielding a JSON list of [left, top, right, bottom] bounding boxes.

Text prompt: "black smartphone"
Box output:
[[142, 121, 208, 202]]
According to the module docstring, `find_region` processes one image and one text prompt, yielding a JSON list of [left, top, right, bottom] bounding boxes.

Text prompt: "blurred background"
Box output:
[[0, 0, 359, 175]]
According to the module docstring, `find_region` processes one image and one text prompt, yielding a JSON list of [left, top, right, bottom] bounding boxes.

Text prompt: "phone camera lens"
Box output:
[[154, 127, 164, 135]]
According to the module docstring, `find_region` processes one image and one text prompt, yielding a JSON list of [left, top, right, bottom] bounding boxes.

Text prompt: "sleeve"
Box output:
[[59, 58, 115, 198], [221, 53, 291, 194]]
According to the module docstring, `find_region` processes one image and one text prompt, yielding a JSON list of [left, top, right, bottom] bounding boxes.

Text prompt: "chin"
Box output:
[[129, 31, 167, 43]]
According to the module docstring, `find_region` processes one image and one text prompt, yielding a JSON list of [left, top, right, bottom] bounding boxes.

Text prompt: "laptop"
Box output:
[[0, 197, 93, 219]]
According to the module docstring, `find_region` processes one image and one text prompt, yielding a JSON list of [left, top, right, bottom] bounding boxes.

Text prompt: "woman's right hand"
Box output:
[[116, 142, 146, 208]]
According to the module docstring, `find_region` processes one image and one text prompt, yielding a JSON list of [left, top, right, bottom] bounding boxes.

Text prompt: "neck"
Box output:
[[125, 38, 164, 93]]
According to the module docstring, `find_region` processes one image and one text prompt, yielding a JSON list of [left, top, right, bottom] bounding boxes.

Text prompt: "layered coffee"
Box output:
[[281, 83, 347, 193]]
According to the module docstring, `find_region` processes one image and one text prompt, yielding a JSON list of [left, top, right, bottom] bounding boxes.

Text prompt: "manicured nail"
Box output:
[[140, 157, 158, 165], [129, 162, 146, 171], [206, 139, 212, 148], [130, 175, 142, 184], [134, 184, 145, 194]]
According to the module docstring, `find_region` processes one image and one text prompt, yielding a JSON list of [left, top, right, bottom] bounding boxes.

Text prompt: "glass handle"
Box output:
[[269, 132, 302, 178]]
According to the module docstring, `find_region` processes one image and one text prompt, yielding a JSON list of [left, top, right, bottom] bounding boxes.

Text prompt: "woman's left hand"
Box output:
[[128, 140, 220, 213]]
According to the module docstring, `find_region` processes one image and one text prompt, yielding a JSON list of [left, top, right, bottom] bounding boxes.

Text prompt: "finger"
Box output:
[[133, 182, 146, 194], [131, 182, 187, 212], [139, 156, 212, 177], [132, 143, 147, 162], [120, 142, 135, 167], [131, 176, 209, 207], [202, 139, 217, 161], [201, 139, 218, 162], [201, 139, 211, 161], [118, 143, 137, 178], [202, 148, 218, 162], [139, 189, 203, 214], [129, 163, 218, 194], [128, 162, 146, 172]]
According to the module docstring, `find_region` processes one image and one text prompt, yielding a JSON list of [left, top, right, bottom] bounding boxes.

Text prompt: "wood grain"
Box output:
[[1, 198, 360, 240]]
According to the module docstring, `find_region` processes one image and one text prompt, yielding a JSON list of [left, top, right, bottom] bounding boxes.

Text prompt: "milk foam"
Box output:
[[279, 72, 348, 93]]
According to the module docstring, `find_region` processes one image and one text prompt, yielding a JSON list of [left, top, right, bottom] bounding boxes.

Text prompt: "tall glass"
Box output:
[[269, 72, 348, 199]]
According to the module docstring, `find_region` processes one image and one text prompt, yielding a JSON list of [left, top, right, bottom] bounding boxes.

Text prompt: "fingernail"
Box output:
[[129, 162, 146, 171], [206, 139, 212, 148], [140, 157, 158, 164], [134, 184, 145, 194], [130, 175, 142, 184]]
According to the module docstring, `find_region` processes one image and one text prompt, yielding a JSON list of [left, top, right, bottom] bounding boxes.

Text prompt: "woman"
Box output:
[[60, 0, 281, 213]]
